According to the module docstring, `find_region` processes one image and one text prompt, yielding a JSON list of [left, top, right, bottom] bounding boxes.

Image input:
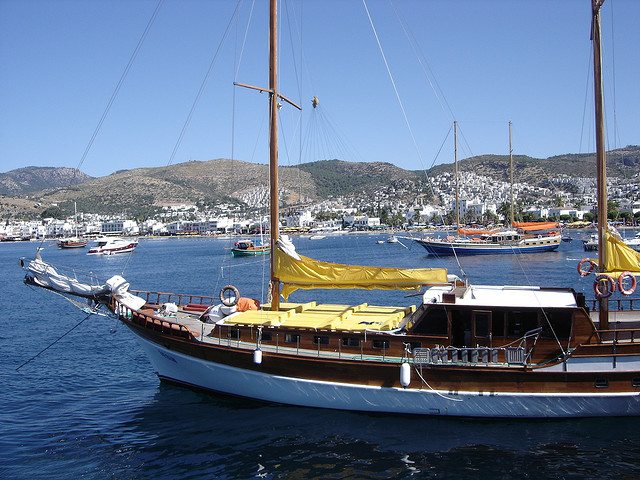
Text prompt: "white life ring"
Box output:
[[593, 274, 616, 299], [618, 272, 637, 296], [577, 258, 597, 277], [220, 285, 240, 307]]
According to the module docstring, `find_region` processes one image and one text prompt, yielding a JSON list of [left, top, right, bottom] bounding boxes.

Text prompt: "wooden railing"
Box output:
[[587, 327, 640, 345], [589, 297, 640, 311], [111, 297, 194, 339], [130, 289, 216, 307]]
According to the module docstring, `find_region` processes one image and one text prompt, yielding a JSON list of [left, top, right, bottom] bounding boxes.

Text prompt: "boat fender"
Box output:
[[253, 348, 263, 365], [577, 258, 597, 277], [400, 362, 411, 388], [618, 272, 637, 296], [161, 302, 179, 314], [593, 274, 616, 299], [220, 285, 240, 307]]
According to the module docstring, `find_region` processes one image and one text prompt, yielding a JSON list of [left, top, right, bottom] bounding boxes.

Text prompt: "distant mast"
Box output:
[[454, 121, 460, 229], [509, 121, 515, 227], [592, 0, 608, 327]]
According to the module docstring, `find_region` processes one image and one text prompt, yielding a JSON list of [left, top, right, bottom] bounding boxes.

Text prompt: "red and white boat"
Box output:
[[87, 237, 138, 255]]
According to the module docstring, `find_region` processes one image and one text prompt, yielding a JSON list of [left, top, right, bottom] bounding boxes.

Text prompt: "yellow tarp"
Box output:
[[274, 246, 448, 299], [602, 231, 640, 278]]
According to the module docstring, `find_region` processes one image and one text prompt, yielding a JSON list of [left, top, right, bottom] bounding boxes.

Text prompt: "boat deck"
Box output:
[[214, 301, 413, 331]]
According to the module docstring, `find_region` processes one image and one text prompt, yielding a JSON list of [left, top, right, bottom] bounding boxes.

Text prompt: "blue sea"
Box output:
[[2, 232, 640, 479]]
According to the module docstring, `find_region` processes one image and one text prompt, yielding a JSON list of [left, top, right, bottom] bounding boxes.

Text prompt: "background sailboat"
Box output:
[[415, 121, 561, 255]]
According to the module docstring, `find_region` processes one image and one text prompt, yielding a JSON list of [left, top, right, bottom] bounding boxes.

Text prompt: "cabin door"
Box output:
[[472, 310, 492, 347]]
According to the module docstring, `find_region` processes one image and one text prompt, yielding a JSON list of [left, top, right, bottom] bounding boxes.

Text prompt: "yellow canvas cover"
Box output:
[[602, 231, 640, 278], [274, 246, 448, 299]]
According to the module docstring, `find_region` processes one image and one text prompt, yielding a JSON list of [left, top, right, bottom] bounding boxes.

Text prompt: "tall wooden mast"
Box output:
[[592, 0, 608, 328], [454, 121, 460, 229], [509, 121, 515, 227], [235, 0, 300, 310], [268, 0, 280, 310]]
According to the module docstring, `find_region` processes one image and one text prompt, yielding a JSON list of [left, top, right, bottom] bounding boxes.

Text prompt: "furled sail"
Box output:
[[274, 237, 449, 299], [512, 221, 559, 232], [457, 227, 500, 236], [603, 231, 640, 277]]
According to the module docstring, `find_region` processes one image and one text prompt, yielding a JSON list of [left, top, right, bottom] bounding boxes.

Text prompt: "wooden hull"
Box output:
[[58, 241, 87, 248], [416, 237, 561, 256], [231, 247, 270, 257], [125, 319, 640, 418]]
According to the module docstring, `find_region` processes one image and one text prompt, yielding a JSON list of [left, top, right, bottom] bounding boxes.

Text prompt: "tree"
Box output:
[[607, 200, 620, 221], [40, 206, 64, 219]]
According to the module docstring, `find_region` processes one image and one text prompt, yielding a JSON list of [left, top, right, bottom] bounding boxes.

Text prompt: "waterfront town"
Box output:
[[1, 167, 638, 241]]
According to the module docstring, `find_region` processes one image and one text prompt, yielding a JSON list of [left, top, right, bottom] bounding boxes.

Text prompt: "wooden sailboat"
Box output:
[[22, 0, 640, 417], [416, 121, 561, 256], [58, 202, 88, 249]]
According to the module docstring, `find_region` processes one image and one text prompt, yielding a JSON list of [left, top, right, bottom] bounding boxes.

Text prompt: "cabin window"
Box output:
[[313, 335, 329, 345], [285, 333, 300, 344], [633, 378, 640, 388], [372, 339, 390, 349], [540, 310, 572, 339], [492, 312, 505, 337], [594, 378, 609, 388], [506, 310, 538, 337], [261, 332, 272, 342], [409, 341, 422, 351], [473, 311, 491, 338], [342, 337, 360, 347], [414, 307, 449, 335], [227, 328, 240, 340]]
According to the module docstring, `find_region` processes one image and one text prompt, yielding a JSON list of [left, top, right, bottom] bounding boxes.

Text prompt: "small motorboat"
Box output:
[[88, 237, 138, 255], [231, 239, 270, 257]]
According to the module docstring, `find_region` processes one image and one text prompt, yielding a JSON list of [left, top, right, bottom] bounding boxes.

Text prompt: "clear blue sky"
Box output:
[[1, 0, 638, 177]]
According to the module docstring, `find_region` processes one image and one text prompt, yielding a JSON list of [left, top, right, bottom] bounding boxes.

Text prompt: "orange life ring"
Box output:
[[593, 274, 616, 299], [577, 258, 597, 277], [618, 272, 637, 296]]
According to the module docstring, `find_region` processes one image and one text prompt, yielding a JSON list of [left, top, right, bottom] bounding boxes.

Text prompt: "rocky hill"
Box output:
[[0, 167, 92, 196], [1, 145, 638, 219]]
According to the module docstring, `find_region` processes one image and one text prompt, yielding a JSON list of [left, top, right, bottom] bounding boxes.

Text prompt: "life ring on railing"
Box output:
[[618, 271, 637, 296], [593, 274, 616, 299], [577, 258, 597, 277], [220, 285, 240, 307]]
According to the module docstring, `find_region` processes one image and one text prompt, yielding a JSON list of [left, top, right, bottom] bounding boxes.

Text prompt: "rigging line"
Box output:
[[283, 0, 303, 102], [361, 0, 428, 172], [509, 245, 566, 355], [579, 40, 594, 153], [15, 309, 95, 372], [389, 0, 455, 122], [232, 0, 256, 161], [454, 121, 474, 160], [75, 0, 164, 172], [165, 0, 243, 168], [609, 0, 619, 148]]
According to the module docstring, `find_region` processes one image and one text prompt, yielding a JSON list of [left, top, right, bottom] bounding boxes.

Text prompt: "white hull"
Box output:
[[134, 333, 640, 418]]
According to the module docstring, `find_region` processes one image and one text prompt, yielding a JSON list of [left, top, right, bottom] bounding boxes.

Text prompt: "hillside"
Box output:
[[2, 145, 638, 219], [31, 159, 317, 217], [426, 146, 640, 183], [295, 160, 422, 198], [0, 167, 92, 196]]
